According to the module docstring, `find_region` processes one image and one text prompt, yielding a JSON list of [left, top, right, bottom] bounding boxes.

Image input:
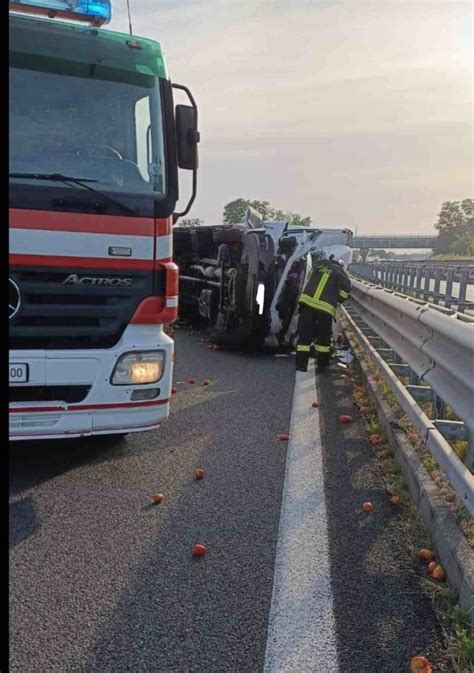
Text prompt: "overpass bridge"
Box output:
[[352, 235, 437, 261]]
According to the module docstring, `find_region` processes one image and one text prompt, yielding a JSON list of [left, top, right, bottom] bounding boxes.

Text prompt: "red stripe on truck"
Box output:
[[9, 254, 157, 270], [10, 209, 171, 237], [9, 398, 170, 413]]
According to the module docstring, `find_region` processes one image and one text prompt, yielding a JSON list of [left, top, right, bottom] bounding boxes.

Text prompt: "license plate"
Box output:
[[9, 363, 29, 384]]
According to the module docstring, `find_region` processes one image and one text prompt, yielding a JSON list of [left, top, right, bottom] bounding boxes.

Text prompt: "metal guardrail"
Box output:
[[343, 278, 474, 514], [349, 261, 474, 312], [352, 235, 437, 249]]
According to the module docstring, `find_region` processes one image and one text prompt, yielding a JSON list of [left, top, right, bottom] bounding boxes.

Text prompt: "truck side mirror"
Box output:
[[175, 104, 199, 170], [172, 83, 199, 223]]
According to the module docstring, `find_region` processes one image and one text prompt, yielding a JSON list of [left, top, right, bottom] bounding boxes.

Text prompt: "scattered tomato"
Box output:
[[389, 495, 401, 505], [188, 378, 196, 384], [339, 415, 353, 424], [203, 379, 211, 386], [369, 434, 381, 445], [431, 564, 446, 581], [362, 501, 374, 512], [195, 468, 205, 480], [427, 561, 437, 574], [152, 493, 164, 504], [417, 549, 434, 562], [312, 401, 320, 408], [171, 387, 177, 395], [410, 655, 432, 673], [277, 433, 290, 441], [192, 544, 207, 557]]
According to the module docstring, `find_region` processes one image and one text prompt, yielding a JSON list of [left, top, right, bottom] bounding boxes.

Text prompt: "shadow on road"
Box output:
[[9, 496, 40, 548], [9, 436, 128, 498]]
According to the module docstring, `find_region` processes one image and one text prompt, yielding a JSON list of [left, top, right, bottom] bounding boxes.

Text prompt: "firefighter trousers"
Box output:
[[295, 304, 333, 370]]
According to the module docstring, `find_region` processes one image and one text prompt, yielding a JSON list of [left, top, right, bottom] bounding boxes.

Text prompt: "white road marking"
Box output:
[[264, 360, 339, 673]]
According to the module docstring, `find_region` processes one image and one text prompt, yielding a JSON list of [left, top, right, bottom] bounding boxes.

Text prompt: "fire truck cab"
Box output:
[[9, 0, 199, 440]]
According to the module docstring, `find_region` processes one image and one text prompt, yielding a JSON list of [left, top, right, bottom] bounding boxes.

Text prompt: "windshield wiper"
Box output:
[[9, 172, 137, 216]]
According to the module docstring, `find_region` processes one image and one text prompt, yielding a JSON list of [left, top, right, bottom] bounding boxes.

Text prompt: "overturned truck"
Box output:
[[173, 210, 353, 348]]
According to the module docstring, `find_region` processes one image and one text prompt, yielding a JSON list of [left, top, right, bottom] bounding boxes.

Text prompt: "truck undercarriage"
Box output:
[[173, 211, 353, 348]]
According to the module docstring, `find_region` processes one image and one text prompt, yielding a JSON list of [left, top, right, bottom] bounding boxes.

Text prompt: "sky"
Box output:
[[109, 0, 473, 235]]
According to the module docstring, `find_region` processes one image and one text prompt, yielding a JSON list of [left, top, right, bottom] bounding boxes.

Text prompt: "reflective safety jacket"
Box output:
[[298, 259, 351, 318]]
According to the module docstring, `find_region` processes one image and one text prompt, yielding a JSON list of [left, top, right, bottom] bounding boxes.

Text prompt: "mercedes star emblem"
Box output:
[[9, 278, 21, 321]]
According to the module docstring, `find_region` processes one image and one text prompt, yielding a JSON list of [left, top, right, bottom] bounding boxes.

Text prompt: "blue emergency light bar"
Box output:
[[9, 0, 112, 25]]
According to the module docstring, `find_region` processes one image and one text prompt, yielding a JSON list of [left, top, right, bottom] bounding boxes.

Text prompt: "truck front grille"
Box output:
[[9, 267, 163, 349]]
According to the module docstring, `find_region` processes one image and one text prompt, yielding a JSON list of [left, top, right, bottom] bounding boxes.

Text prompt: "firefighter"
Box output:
[[295, 255, 351, 372]]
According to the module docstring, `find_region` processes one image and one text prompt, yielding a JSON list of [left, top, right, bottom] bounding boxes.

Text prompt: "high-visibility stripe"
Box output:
[[298, 295, 336, 318], [339, 290, 349, 299], [297, 345, 311, 352], [312, 269, 331, 301], [315, 344, 331, 353]]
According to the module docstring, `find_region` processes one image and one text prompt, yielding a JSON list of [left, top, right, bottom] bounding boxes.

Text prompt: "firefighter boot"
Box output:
[[316, 353, 330, 372], [295, 351, 309, 372]]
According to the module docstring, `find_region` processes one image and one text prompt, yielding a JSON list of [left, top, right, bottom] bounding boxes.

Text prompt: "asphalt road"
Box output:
[[9, 330, 451, 672]]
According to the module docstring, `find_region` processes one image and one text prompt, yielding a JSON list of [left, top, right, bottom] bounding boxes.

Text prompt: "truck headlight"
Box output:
[[111, 351, 164, 385]]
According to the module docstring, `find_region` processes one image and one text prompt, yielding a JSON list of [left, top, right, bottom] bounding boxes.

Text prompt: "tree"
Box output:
[[433, 199, 474, 255], [273, 209, 312, 226], [179, 218, 204, 227], [451, 232, 474, 256], [223, 198, 312, 226], [223, 198, 273, 224], [290, 213, 312, 227]]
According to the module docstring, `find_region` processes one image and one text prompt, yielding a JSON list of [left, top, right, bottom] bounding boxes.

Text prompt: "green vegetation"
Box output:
[[433, 199, 474, 256], [179, 218, 204, 227], [223, 198, 312, 226]]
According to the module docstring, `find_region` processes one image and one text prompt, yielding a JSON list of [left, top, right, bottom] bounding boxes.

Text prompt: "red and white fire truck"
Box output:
[[9, 0, 199, 440]]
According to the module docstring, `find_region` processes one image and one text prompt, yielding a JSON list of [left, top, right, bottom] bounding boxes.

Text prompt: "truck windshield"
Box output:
[[9, 65, 166, 197]]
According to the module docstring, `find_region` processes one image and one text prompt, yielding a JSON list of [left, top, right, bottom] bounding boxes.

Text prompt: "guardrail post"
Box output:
[[409, 368, 420, 386], [445, 268, 454, 308], [395, 264, 402, 290], [423, 267, 432, 301], [402, 266, 410, 293], [433, 267, 442, 304], [467, 433, 473, 472], [415, 266, 423, 297], [409, 266, 416, 296], [432, 392, 447, 420], [458, 269, 468, 313]]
